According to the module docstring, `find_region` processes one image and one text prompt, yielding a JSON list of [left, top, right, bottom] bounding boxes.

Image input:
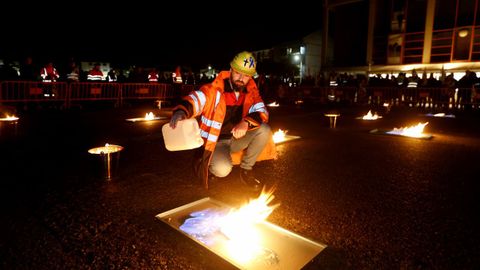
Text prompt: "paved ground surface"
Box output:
[[1, 102, 479, 269]]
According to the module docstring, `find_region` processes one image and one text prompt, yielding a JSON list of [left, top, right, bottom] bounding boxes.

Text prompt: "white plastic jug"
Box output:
[[162, 118, 204, 151]]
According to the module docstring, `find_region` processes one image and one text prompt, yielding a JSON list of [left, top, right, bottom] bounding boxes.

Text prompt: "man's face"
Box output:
[[230, 69, 252, 91]]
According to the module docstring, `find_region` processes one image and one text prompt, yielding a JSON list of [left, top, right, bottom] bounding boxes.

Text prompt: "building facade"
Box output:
[[324, 0, 480, 77]]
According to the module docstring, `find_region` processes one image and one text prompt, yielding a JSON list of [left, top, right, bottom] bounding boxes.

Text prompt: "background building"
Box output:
[[323, 0, 480, 79], [253, 31, 327, 84]]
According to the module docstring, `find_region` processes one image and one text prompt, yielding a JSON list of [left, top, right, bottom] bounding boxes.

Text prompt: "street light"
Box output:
[[293, 53, 303, 84]]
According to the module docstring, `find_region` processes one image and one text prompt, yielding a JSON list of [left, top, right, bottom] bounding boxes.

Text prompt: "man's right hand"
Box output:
[[169, 110, 186, 128]]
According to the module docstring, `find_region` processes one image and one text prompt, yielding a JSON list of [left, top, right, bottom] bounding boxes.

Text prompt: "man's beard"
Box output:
[[230, 77, 246, 92]]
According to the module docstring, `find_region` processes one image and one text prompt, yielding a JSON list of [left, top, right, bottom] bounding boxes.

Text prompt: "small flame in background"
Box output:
[[267, 101, 280, 107], [362, 110, 382, 120], [272, 129, 287, 143], [387, 122, 429, 138], [145, 112, 155, 120], [424, 113, 455, 118], [180, 189, 279, 264], [0, 114, 19, 121], [433, 113, 455, 118]]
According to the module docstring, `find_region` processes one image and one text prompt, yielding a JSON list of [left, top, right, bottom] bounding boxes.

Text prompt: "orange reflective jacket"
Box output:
[[174, 71, 273, 188]]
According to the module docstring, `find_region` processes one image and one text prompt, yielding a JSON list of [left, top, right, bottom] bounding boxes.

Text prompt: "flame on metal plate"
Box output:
[[386, 122, 429, 138]]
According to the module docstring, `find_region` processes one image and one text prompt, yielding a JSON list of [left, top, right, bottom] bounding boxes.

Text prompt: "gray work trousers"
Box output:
[[209, 123, 271, 177]]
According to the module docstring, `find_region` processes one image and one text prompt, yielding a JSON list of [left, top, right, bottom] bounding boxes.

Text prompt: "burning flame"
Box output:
[[220, 189, 279, 263], [425, 113, 455, 118], [362, 110, 382, 120], [180, 189, 279, 264], [145, 112, 155, 120], [0, 114, 19, 121], [267, 101, 280, 107], [272, 129, 287, 143], [387, 122, 429, 138]]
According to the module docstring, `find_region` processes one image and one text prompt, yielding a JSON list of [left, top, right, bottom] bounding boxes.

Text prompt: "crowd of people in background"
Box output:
[[0, 57, 213, 85], [2, 56, 480, 103]]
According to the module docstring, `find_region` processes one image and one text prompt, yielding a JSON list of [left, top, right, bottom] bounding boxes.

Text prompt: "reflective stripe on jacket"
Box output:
[[173, 71, 270, 188]]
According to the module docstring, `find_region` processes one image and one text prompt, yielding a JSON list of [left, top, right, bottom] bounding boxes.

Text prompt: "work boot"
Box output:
[[239, 168, 262, 191]]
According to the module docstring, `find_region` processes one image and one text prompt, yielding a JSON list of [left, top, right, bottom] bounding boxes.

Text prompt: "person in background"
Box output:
[[107, 68, 117, 82], [20, 56, 37, 81], [40, 62, 59, 83], [66, 62, 80, 83], [148, 68, 159, 83], [87, 64, 104, 81], [40, 62, 60, 97], [169, 51, 272, 190]]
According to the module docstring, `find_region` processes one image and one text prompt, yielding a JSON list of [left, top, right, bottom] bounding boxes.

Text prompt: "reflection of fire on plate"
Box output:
[[357, 110, 382, 120], [272, 129, 300, 144], [88, 143, 124, 154], [156, 190, 326, 270], [370, 122, 433, 139], [424, 113, 455, 118], [88, 143, 124, 180], [125, 112, 166, 122]]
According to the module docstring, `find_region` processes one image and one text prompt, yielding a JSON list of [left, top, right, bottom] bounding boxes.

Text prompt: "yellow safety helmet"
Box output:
[[230, 51, 256, 77]]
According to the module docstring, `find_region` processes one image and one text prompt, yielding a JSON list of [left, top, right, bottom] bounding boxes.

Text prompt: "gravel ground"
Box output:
[[1, 103, 479, 269]]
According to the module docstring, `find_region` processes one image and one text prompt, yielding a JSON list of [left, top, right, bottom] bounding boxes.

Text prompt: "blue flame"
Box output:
[[179, 208, 228, 246]]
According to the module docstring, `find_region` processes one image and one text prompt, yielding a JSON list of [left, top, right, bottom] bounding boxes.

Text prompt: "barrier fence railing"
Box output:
[[0, 81, 70, 107], [68, 82, 121, 107], [0, 81, 182, 108], [2, 81, 480, 109], [283, 86, 480, 108], [120, 83, 175, 106]]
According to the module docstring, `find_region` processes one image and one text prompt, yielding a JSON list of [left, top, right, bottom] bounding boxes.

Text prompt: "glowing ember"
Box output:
[[88, 143, 124, 154], [0, 115, 19, 121], [180, 189, 280, 265], [362, 110, 382, 120], [145, 112, 155, 120], [272, 129, 287, 143], [267, 101, 280, 107], [386, 122, 429, 138]]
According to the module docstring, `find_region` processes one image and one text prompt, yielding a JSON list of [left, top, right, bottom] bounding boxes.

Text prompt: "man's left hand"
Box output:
[[232, 120, 248, 139]]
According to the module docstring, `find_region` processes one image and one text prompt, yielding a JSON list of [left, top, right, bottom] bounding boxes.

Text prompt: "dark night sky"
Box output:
[[0, 2, 322, 70]]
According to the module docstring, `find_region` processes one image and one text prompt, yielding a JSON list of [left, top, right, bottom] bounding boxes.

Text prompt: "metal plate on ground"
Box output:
[[274, 135, 301, 144], [125, 116, 167, 122], [369, 129, 433, 139], [156, 197, 326, 270]]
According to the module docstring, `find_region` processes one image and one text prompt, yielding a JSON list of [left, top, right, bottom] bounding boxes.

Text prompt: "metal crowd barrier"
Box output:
[[2, 81, 480, 109], [282, 86, 480, 109], [68, 82, 121, 107], [120, 83, 175, 106], [0, 81, 184, 109], [0, 81, 69, 107]]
